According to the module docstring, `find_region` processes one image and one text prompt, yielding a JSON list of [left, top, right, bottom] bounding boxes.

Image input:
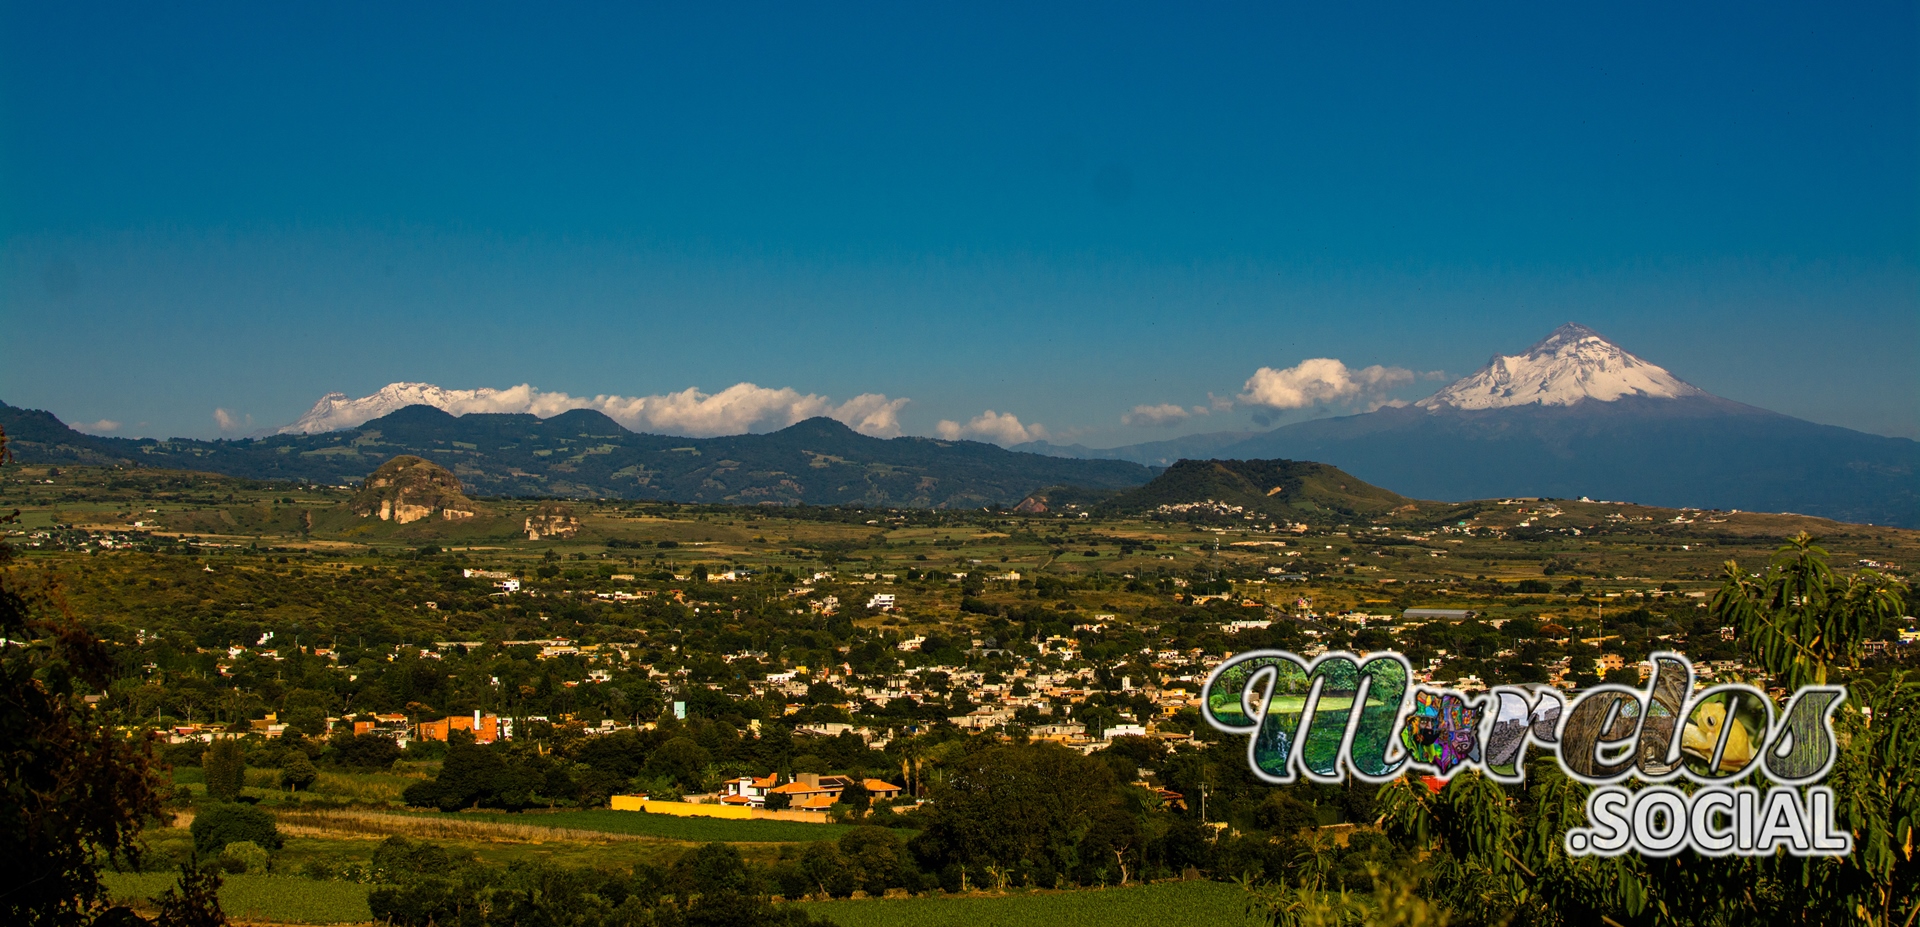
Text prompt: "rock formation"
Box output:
[[351, 456, 478, 524], [525, 502, 580, 540]]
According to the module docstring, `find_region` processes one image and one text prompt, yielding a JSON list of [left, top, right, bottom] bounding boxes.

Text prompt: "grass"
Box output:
[[271, 805, 863, 844], [104, 872, 371, 925], [168, 765, 429, 808], [796, 881, 1257, 927], [459, 808, 866, 843]]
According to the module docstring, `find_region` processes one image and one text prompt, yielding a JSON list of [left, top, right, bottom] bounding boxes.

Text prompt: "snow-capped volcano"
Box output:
[[1417, 323, 1707, 411], [278, 383, 528, 434]]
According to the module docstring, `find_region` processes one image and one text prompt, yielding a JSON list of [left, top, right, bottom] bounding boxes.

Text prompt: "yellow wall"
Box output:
[[607, 796, 830, 823], [608, 796, 754, 819], [752, 808, 831, 823]]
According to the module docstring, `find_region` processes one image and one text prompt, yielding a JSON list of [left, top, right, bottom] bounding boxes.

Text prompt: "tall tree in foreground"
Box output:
[[1357, 534, 1914, 927], [1714, 533, 1914, 927], [1711, 531, 1904, 688], [0, 426, 170, 925]]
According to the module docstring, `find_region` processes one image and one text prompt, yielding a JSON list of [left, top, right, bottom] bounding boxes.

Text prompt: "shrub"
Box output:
[[372, 836, 472, 881], [218, 840, 269, 875], [191, 802, 283, 855]]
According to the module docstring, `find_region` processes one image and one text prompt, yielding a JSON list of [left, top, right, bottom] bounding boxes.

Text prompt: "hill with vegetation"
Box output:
[[349, 456, 480, 523], [0, 402, 1153, 508], [1100, 458, 1416, 524]]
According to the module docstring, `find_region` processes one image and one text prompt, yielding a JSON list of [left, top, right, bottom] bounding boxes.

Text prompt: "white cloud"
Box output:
[[1122, 403, 1191, 427], [1238, 359, 1415, 411], [593, 384, 910, 438], [212, 408, 253, 432], [281, 382, 909, 438], [76, 419, 121, 434], [934, 410, 1048, 446]]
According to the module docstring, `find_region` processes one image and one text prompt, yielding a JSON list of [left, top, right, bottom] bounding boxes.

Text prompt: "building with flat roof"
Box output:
[[1403, 608, 1477, 621]]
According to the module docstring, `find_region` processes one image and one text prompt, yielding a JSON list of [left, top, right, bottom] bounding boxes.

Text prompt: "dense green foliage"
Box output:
[[364, 837, 831, 927], [201, 740, 245, 803], [191, 803, 283, 856], [279, 752, 319, 791], [1306, 535, 1917, 927]]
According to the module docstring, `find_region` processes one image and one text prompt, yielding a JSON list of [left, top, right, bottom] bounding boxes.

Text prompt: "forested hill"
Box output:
[[1099, 458, 1416, 524], [0, 402, 1154, 508]]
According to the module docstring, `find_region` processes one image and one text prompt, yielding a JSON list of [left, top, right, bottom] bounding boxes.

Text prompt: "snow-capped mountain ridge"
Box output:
[[277, 381, 914, 439], [1416, 322, 1706, 411], [279, 383, 526, 435]]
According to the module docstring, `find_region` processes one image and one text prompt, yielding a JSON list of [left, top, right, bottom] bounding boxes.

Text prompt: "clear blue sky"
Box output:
[[3, 3, 1915, 442]]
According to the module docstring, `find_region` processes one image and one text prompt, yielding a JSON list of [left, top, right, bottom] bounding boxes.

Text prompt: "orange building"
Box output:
[[416, 711, 503, 744]]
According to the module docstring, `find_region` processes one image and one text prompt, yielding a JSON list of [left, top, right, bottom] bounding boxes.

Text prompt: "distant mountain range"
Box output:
[[1018, 324, 1920, 528], [6, 323, 1913, 525], [0, 403, 1153, 508]]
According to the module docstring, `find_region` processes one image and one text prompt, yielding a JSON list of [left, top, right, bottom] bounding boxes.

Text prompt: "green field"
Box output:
[[104, 872, 372, 925], [797, 881, 1256, 927], [460, 808, 866, 843], [101, 871, 1249, 926]]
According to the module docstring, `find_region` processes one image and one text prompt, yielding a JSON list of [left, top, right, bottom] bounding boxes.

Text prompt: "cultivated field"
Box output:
[[104, 873, 372, 925], [798, 880, 1256, 927]]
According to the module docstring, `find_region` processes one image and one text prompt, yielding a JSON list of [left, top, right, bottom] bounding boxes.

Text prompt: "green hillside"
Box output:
[[1100, 458, 1415, 524]]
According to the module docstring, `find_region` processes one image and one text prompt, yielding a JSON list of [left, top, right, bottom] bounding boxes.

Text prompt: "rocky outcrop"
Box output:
[[525, 502, 580, 540], [351, 456, 478, 524]]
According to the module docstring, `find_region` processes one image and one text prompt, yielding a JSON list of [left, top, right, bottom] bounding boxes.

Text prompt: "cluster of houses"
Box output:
[[165, 709, 511, 746], [716, 772, 904, 811]]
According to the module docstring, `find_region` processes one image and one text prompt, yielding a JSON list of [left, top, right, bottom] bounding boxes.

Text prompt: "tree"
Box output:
[[646, 737, 712, 794], [1716, 533, 1914, 925], [1359, 535, 1915, 927], [838, 826, 912, 896], [279, 752, 319, 792], [328, 731, 402, 769], [908, 742, 1121, 886], [798, 841, 853, 898], [837, 779, 870, 813], [191, 803, 283, 855], [202, 738, 246, 803], [400, 741, 540, 812], [1712, 532, 1904, 687], [0, 425, 169, 926]]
